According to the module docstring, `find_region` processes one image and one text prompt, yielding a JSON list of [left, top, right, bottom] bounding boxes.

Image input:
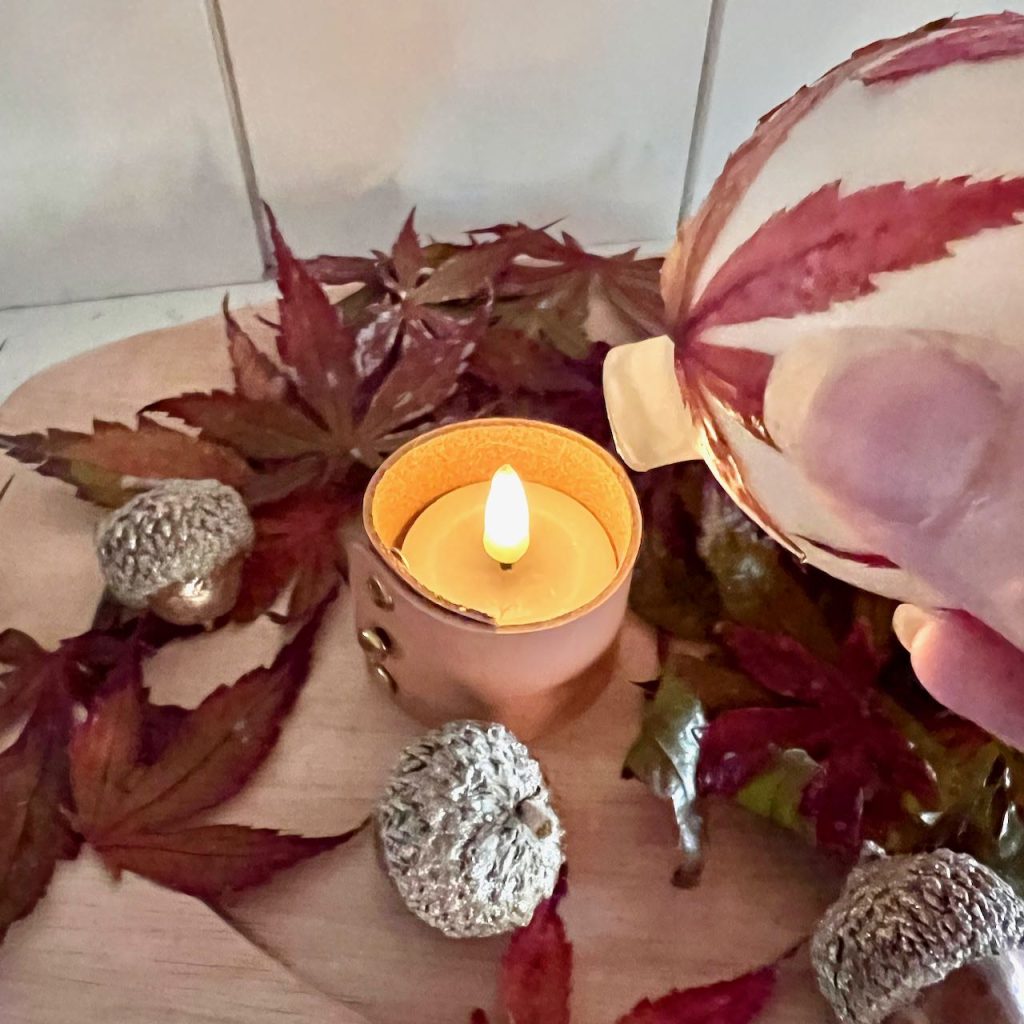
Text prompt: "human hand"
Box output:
[[765, 329, 1024, 747]]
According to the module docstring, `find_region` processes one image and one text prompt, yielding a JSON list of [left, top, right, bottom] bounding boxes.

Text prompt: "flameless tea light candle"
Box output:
[[346, 418, 641, 739], [400, 464, 618, 626]]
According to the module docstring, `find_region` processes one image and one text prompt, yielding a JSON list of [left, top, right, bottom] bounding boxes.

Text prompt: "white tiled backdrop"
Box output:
[[0, 0, 1021, 387]]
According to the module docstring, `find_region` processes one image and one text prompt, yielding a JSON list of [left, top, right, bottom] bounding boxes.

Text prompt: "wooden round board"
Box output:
[[0, 307, 841, 1024]]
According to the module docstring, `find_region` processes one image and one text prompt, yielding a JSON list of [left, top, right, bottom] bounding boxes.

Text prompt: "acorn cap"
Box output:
[[96, 479, 254, 609], [812, 849, 1024, 1024], [377, 720, 563, 939]]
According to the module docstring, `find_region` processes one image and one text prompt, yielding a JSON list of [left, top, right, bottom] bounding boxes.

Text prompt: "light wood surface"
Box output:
[[0, 310, 841, 1023]]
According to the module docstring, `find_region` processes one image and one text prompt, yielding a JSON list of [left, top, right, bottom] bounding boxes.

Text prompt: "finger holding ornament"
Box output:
[[891, 607, 1024, 749]]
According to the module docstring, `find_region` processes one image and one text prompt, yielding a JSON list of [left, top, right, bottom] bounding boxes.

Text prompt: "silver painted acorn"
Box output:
[[377, 720, 563, 938], [812, 848, 1024, 1024], [96, 479, 254, 625]]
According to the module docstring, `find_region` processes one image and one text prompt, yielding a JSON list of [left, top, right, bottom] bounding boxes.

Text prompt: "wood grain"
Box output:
[[0, 309, 841, 1023]]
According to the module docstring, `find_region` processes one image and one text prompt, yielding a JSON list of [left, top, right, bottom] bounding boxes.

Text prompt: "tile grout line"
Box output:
[[205, 0, 274, 273], [679, 0, 726, 220]]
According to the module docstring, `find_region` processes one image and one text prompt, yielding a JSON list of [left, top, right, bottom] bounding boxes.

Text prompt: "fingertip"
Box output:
[[892, 604, 931, 652], [905, 613, 1024, 747]]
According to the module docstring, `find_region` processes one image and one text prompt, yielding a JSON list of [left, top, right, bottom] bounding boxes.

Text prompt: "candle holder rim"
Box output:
[[362, 417, 642, 634]]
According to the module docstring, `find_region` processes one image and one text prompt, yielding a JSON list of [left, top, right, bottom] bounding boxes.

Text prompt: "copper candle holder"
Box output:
[[346, 418, 642, 740]]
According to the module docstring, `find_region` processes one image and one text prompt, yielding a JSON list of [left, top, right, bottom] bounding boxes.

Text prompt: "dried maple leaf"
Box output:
[[0, 629, 48, 734], [859, 12, 1024, 84], [154, 208, 481, 481], [73, 601, 326, 839], [0, 419, 252, 508], [489, 231, 663, 359], [475, 871, 779, 1024], [698, 622, 938, 855], [223, 297, 290, 403], [0, 687, 79, 943], [95, 822, 361, 899], [0, 623, 162, 947], [233, 492, 351, 623], [68, 594, 362, 898]]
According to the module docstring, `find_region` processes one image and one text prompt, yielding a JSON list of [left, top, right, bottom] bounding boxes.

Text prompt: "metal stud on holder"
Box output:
[[371, 664, 398, 693], [358, 628, 392, 656], [367, 576, 394, 610]]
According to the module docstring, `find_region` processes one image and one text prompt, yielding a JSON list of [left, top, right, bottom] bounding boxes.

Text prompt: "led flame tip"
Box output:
[[483, 464, 530, 566]]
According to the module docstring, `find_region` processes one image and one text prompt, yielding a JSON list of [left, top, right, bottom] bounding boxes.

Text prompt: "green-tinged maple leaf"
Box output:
[[698, 479, 836, 659], [623, 670, 707, 888], [0, 688, 79, 943], [0, 419, 252, 508], [699, 623, 938, 856], [734, 750, 818, 840], [478, 870, 779, 1024], [95, 822, 363, 900], [629, 466, 721, 643]]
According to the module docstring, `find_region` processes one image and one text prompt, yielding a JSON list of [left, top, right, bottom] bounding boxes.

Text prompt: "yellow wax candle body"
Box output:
[[401, 481, 617, 626]]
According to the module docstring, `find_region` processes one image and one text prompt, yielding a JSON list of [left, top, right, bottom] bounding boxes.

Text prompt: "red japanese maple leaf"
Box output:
[[0, 593, 360, 945], [0, 685, 78, 943], [0, 620, 168, 942], [472, 872, 778, 1024], [698, 622, 938, 854], [68, 596, 362, 897]]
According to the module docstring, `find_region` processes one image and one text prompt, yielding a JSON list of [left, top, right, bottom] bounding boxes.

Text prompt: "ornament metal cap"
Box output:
[[812, 848, 1024, 1024], [376, 720, 564, 939], [602, 334, 701, 471]]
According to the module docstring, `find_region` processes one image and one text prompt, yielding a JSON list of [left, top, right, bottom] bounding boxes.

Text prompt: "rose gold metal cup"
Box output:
[[346, 418, 642, 740]]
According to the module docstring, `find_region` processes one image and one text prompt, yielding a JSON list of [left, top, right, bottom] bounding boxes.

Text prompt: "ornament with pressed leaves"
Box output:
[[605, 12, 1024, 609]]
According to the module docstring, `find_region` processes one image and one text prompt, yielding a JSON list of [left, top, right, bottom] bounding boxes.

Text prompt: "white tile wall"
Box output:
[[6, 2, 1024, 316], [0, 0, 263, 309], [687, 0, 1024, 210], [219, 0, 712, 256]]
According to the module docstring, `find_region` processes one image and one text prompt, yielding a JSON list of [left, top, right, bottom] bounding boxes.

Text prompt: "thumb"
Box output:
[[764, 329, 1024, 648]]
